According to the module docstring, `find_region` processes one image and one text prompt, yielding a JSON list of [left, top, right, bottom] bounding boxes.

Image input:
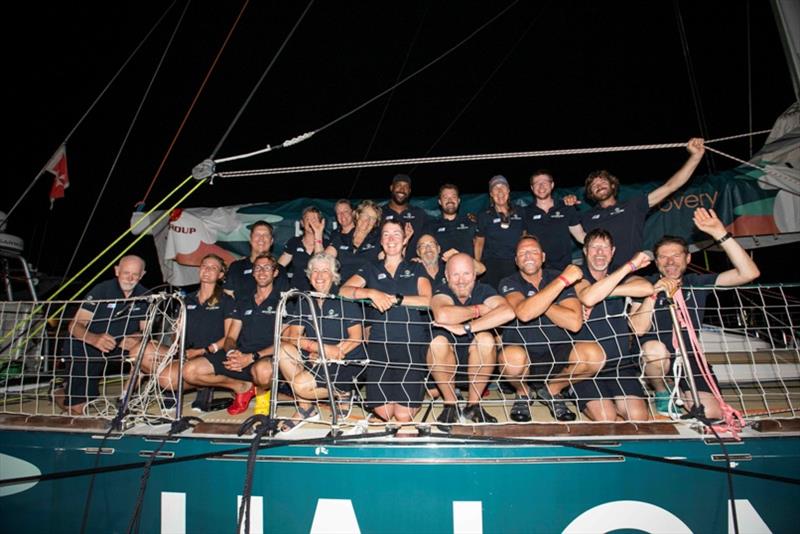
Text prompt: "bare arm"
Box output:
[[627, 277, 680, 335], [693, 208, 760, 286], [400, 275, 432, 308], [474, 235, 485, 262], [543, 296, 583, 333], [577, 252, 653, 307], [647, 138, 705, 207], [510, 265, 583, 323], [324, 245, 338, 257], [69, 307, 117, 353], [277, 252, 293, 268], [568, 224, 586, 245]]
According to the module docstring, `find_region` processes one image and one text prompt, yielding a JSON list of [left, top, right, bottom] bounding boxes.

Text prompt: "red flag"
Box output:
[[46, 144, 69, 208]]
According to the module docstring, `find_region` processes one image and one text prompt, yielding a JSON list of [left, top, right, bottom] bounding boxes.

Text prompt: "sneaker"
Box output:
[[536, 386, 576, 422], [654, 390, 671, 415], [436, 404, 461, 431], [509, 395, 532, 422], [462, 404, 497, 424]]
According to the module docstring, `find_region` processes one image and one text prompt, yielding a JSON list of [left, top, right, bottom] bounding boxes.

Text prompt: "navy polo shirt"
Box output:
[[423, 259, 447, 288], [434, 281, 497, 306], [382, 204, 428, 257], [232, 288, 282, 353], [581, 194, 649, 269], [330, 229, 381, 283], [184, 291, 236, 349], [476, 207, 525, 260], [524, 199, 580, 270], [223, 257, 288, 298], [71, 279, 149, 355], [282, 235, 330, 291], [641, 272, 718, 353], [572, 265, 636, 359], [499, 269, 576, 347], [423, 214, 476, 256], [356, 259, 429, 342], [286, 291, 366, 360]]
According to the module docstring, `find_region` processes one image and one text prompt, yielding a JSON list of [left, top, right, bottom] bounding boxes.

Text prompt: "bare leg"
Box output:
[[641, 340, 672, 392], [547, 342, 605, 395], [427, 336, 458, 404], [499, 345, 531, 396], [466, 332, 496, 403]]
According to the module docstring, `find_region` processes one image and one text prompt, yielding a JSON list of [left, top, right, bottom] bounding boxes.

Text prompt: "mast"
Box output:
[[771, 0, 800, 100]]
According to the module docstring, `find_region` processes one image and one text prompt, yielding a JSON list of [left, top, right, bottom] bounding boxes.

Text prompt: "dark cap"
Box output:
[[392, 173, 412, 186], [488, 174, 509, 189]]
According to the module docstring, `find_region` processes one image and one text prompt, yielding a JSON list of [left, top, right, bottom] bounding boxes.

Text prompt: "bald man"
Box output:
[[429, 253, 515, 428], [55, 255, 149, 415]]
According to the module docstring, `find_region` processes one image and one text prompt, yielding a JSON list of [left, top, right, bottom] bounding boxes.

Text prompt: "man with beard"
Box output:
[[572, 229, 653, 421], [581, 138, 705, 269], [423, 183, 477, 258], [416, 233, 486, 289], [429, 253, 515, 427], [382, 174, 428, 257], [224, 220, 287, 298], [629, 208, 759, 418], [54, 255, 149, 415], [524, 170, 585, 270]]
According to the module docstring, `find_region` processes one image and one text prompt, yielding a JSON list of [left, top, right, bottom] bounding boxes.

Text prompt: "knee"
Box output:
[[473, 332, 496, 356], [642, 340, 669, 362], [251, 361, 272, 387], [584, 401, 616, 422], [574, 343, 605, 372]]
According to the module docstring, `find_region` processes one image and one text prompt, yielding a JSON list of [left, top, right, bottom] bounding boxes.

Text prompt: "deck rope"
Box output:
[[215, 130, 770, 178]]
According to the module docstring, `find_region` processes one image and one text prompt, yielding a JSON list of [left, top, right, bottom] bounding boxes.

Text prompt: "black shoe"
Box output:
[[509, 395, 532, 422], [536, 386, 576, 422], [436, 404, 461, 431], [191, 387, 214, 412], [498, 380, 516, 394], [462, 404, 497, 424]]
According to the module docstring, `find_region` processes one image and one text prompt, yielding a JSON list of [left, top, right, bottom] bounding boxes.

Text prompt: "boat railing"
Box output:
[[0, 284, 798, 433]]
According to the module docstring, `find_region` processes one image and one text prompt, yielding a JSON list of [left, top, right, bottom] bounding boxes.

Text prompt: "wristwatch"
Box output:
[[715, 232, 733, 245], [463, 322, 473, 336], [395, 294, 405, 305]]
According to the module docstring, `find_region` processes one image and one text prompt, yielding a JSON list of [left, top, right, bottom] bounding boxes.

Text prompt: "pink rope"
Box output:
[[672, 290, 744, 439]]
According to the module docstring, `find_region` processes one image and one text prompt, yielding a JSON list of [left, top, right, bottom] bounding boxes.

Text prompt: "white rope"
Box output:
[[215, 130, 770, 179], [705, 145, 800, 186]]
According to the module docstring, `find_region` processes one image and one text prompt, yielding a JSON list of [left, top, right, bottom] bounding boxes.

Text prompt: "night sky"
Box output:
[[5, 1, 796, 290]]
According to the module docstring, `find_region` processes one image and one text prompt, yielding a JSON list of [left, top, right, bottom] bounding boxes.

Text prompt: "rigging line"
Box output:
[[137, 0, 251, 207], [673, 0, 715, 174], [409, 1, 550, 176], [705, 145, 800, 187], [0, 0, 179, 229], [0, 177, 206, 349], [215, 0, 521, 165], [62, 0, 194, 283], [746, 0, 753, 159], [216, 130, 769, 178], [346, 3, 431, 199], [208, 0, 315, 160]]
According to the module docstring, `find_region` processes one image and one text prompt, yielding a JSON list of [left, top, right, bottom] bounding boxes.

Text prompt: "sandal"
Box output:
[[278, 405, 321, 434]]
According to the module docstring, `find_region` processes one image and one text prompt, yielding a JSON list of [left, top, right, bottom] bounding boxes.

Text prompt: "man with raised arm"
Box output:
[[524, 170, 585, 270], [498, 237, 605, 422], [571, 229, 654, 421], [54, 255, 149, 415], [429, 253, 515, 428], [581, 138, 705, 269], [423, 183, 477, 258], [629, 208, 759, 419]]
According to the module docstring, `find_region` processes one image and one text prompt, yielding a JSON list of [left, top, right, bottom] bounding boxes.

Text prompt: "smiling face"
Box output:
[[515, 238, 545, 276], [308, 258, 335, 294], [390, 180, 411, 205], [655, 242, 690, 281], [380, 221, 405, 258], [490, 183, 510, 208], [252, 256, 277, 288], [198, 256, 225, 285], [249, 225, 274, 256], [438, 187, 460, 216], [335, 202, 354, 229], [584, 235, 615, 273], [530, 174, 554, 201], [416, 234, 440, 265], [355, 206, 379, 233], [301, 210, 322, 234], [115, 256, 145, 296], [445, 253, 476, 300]]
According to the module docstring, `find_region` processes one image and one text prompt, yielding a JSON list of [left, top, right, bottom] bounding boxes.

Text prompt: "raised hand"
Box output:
[[629, 251, 652, 271], [693, 207, 727, 240], [561, 264, 584, 285], [653, 277, 680, 298], [563, 194, 581, 206], [687, 137, 705, 158]]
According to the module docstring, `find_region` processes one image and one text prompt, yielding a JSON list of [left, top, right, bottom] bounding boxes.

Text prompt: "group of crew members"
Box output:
[[55, 138, 761, 430]]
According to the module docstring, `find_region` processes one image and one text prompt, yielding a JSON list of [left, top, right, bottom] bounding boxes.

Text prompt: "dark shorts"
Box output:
[[571, 364, 646, 413], [303, 351, 366, 392], [505, 342, 573, 384], [204, 350, 255, 382], [63, 346, 128, 406], [365, 341, 426, 409]]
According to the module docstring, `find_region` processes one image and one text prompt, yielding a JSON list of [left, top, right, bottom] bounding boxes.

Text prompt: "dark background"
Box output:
[[4, 1, 797, 291]]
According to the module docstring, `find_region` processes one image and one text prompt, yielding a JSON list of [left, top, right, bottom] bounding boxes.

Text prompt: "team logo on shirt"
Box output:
[[493, 218, 501, 223], [437, 227, 446, 232], [399, 269, 414, 278], [527, 290, 537, 297], [363, 243, 375, 250], [339, 245, 350, 250], [532, 214, 542, 220], [244, 309, 253, 316], [187, 304, 197, 310], [106, 303, 117, 309], [591, 214, 601, 220], [296, 247, 305, 252], [612, 207, 625, 215], [501, 285, 511, 293], [327, 309, 338, 317], [551, 211, 564, 218], [244, 268, 253, 274], [456, 223, 469, 230], [377, 273, 387, 280]]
